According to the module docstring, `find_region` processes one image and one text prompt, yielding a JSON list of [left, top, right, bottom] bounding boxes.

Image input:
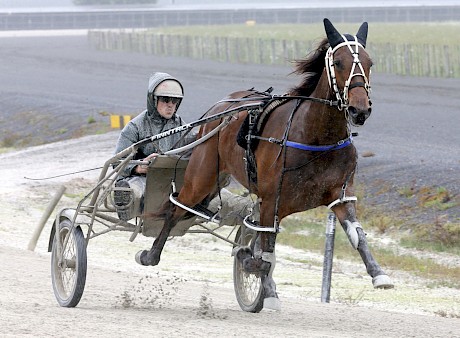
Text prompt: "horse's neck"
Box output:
[[297, 76, 349, 144]]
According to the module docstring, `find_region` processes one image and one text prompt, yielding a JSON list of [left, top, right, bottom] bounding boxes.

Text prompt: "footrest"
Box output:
[[191, 203, 214, 218], [243, 215, 279, 233], [169, 193, 220, 223]]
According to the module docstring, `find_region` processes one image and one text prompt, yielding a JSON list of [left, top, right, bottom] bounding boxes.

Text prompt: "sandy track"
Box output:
[[2, 245, 459, 338]]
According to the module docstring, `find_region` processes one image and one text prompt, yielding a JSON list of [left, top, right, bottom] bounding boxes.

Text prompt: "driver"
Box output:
[[114, 72, 195, 221]]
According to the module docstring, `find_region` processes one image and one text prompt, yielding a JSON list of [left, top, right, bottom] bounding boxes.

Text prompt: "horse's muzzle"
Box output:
[[348, 105, 371, 126]]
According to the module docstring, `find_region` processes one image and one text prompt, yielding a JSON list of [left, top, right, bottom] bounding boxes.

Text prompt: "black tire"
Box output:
[[51, 219, 87, 307], [233, 226, 264, 313]]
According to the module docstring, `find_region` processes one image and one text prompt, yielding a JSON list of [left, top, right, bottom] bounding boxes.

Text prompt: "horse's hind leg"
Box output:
[[137, 146, 220, 267], [136, 204, 181, 266], [333, 202, 394, 289]]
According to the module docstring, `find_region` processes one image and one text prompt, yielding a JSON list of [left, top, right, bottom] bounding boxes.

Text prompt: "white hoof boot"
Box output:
[[263, 297, 281, 311], [373, 274, 394, 289], [135, 250, 144, 265]]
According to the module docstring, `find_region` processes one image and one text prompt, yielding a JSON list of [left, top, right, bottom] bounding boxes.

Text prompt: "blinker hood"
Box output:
[[323, 18, 368, 49]]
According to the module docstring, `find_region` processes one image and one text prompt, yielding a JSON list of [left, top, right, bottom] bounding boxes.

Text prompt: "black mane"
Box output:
[[290, 38, 329, 97]]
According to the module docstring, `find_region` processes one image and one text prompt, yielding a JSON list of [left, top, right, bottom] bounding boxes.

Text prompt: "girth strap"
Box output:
[[286, 136, 353, 151], [252, 135, 353, 152]]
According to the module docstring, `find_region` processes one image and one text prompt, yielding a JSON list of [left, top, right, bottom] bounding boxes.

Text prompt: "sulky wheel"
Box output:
[[51, 219, 87, 307], [233, 226, 264, 313]]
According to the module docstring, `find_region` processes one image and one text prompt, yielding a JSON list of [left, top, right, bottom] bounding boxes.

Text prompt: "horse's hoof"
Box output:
[[263, 297, 281, 311], [243, 257, 270, 274], [135, 250, 147, 266], [235, 246, 252, 261], [373, 274, 394, 289]]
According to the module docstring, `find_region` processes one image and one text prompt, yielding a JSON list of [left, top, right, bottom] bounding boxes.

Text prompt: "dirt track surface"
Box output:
[[0, 31, 459, 337]]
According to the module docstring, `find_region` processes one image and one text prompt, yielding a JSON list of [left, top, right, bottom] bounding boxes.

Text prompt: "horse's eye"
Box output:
[[333, 59, 343, 69], [366, 58, 374, 68]]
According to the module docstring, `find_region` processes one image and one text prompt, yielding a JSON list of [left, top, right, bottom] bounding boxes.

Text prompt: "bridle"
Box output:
[[325, 35, 371, 113]]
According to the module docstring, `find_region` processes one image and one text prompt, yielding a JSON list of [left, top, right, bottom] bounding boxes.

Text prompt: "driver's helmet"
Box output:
[[147, 72, 184, 113]]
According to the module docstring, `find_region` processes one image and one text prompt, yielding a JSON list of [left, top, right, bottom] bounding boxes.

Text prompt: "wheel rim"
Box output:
[[53, 227, 78, 301]]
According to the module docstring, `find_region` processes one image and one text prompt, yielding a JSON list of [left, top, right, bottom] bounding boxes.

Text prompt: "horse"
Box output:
[[136, 18, 394, 310]]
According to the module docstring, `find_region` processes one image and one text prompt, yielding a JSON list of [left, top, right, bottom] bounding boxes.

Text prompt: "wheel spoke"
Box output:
[[239, 268, 261, 304], [62, 268, 76, 295]]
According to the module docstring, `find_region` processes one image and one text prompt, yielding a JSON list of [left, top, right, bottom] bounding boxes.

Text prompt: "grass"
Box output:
[[434, 309, 460, 319], [403, 222, 460, 252], [418, 186, 457, 210], [277, 208, 460, 289], [0, 111, 117, 149], [356, 180, 459, 250], [0, 134, 19, 148], [247, 170, 459, 288]]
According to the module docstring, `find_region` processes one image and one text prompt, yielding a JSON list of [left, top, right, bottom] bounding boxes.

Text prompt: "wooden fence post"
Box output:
[[28, 185, 66, 251]]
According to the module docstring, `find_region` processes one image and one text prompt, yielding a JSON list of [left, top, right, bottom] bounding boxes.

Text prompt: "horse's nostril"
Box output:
[[348, 106, 357, 116]]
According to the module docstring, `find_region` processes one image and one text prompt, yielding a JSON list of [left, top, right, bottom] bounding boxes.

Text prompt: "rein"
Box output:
[[219, 94, 340, 108]]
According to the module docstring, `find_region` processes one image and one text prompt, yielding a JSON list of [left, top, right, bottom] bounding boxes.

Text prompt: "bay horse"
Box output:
[[136, 18, 394, 310]]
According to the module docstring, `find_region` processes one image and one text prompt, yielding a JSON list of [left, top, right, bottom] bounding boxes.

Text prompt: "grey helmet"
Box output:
[[147, 72, 184, 113]]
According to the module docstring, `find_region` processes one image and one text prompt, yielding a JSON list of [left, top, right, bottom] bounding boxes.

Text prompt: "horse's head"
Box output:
[[324, 18, 372, 126]]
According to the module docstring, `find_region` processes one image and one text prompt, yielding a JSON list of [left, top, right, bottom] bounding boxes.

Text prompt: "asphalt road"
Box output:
[[1, 31, 459, 222]]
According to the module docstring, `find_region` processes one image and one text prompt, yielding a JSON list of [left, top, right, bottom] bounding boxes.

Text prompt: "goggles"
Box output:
[[158, 96, 181, 104]]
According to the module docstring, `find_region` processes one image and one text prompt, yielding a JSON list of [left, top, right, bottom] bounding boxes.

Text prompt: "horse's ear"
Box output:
[[323, 18, 343, 49], [356, 22, 368, 48]]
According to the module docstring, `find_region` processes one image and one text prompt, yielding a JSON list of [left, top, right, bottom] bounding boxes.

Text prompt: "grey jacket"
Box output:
[[115, 109, 194, 177]]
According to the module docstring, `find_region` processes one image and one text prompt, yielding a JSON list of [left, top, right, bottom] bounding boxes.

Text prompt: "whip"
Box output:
[[24, 166, 104, 181]]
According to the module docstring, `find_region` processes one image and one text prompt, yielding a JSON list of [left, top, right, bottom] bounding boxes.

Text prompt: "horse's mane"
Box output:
[[290, 38, 330, 97]]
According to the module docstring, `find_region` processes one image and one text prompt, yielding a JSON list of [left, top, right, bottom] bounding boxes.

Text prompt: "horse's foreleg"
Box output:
[[333, 202, 394, 289], [136, 205, 179, 266]]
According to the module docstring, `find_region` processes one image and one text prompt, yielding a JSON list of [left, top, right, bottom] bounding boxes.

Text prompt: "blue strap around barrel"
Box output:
[[285, 136, 353, 152]]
